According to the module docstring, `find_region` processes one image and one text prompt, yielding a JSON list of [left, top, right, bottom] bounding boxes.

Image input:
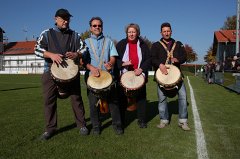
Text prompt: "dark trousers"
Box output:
[[42, 72, 86, 133], [87, 84, 122, 128], [119, 84, 147, 124]]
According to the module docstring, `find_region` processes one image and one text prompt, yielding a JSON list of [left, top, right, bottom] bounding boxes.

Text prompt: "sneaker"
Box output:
[[178, 123, 190, 131], [157, 122, 168, 129], [80, 126, 89, 135], [113, 125, 123, 135], [92, 127, 101, 135], [137, 120, 147, 128], [40, 131, 55, 140]]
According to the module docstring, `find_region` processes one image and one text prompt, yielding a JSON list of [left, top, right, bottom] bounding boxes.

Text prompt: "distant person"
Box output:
[[231, 56, 238, 71], [232, 55, 240, 72], [116, 23, 151, 128], [203, 64, 208, 81], [212, 61, 216, 81], [35, 8, 89, 140], [82, 17, 123, 135], [207, 61, 215, 84], [235, 53, 240, 72], [151, 22, 190, 131]]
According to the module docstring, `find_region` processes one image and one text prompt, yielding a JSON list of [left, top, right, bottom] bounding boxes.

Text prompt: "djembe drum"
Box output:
[[155, 64, 183, 98], [51, 58, 79, 99], [87, 70, 114, 113], [155, 64, 182, 90], [120, 71, 145, 111]]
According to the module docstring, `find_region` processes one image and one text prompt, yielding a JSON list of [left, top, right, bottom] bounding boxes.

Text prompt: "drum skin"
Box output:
[[155, 64, 182, 90], [87, 70, 113, 99], [87, 70, 112, 90], [50, 59, 79, 99], [51, 59, 79, 83], [120, 71, 145, 97]]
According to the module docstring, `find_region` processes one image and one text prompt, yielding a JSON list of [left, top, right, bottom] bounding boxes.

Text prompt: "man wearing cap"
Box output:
[[35, 8, 89, 140]]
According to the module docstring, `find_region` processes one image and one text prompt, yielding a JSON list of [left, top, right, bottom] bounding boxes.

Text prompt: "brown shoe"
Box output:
[[178, 123, 190, 131]]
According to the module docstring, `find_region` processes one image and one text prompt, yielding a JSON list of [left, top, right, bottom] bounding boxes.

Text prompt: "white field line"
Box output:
[[187, 77, 209, 159], [0, 82, 39, 85]]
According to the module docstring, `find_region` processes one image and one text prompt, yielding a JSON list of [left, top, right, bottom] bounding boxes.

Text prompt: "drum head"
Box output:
[[87, 70, 113, 90], [51, 59, 79, 82], [155, 64, 181, 86], [120, 71, 145, 90]]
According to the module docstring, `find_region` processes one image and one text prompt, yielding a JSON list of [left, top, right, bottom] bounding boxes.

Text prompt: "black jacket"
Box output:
[[115, 37, 152, 80], [151, 38, 186, 71]]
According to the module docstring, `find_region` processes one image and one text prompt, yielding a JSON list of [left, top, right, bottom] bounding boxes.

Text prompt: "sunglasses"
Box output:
[[57, 17, 70, 22], [92, 25, 102, 28]]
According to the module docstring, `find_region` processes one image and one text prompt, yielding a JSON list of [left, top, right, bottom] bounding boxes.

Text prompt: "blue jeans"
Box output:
[[157, 82, 188, 124]]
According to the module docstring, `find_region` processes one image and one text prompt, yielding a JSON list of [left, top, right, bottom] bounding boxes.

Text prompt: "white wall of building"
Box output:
[[1, 54, 44, 74]]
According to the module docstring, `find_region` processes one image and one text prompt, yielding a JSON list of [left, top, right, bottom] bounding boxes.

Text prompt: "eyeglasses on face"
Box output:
[[92, 25, 102, 28], [57, 17, 70, 22], [127, 31, 137, 34]]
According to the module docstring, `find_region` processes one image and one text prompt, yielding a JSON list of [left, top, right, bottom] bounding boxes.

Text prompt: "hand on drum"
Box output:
[[171, 57, 179, 64], [104, 61, 113, 71], [90, 67, 100, 77], [65, 52, 79, 60], [50, 53, 63, 65], [134, 68, 143, 76], [159, 63, 169, 75]]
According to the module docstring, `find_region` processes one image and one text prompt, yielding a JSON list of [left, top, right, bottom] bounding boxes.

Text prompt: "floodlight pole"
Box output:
[[236, 0, 240, 54]]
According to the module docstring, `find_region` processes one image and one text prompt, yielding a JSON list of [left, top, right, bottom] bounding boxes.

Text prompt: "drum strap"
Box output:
[[88, 38, 106, 68], [159, 41, 176, 65]]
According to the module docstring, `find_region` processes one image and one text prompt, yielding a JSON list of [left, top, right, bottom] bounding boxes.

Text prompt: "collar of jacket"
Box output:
[[53, 26, 71, 33], [160, 38, 175, 45], [90, 33, 104, 40], [123, 37, 144, 45]]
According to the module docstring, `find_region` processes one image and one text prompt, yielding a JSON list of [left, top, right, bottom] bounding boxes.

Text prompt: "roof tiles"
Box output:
[[3, 41, 36, 55]]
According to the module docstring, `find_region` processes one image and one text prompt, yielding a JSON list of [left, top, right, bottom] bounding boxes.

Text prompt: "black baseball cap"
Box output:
[[55, 8, 73, 19]]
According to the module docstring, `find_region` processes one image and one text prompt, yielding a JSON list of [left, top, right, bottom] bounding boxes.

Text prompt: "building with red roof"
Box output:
[[1, 40, 44, 74], [213, 30, 238, 63]]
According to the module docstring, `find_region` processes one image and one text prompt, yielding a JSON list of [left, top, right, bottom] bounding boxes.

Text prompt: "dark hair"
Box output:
[[89, 17, 103, 26], [161, 22, 171, 31], [125, 23, 141, 36], [237, 52, 240, 57]]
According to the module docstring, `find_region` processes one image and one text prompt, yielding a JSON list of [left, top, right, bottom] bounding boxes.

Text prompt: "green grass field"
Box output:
[[0, 74, 239, 159]]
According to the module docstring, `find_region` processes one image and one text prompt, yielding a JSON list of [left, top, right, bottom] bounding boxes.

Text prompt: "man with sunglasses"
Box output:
[[35, 8, 89, 140], [83, 17, 123, 135]]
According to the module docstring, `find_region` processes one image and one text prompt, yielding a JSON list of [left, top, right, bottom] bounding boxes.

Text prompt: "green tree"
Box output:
[[80, 30, 91, 40], [140, 36, 153, 49], [221, 15, 236, 30], [185, 44, 198, 63]]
